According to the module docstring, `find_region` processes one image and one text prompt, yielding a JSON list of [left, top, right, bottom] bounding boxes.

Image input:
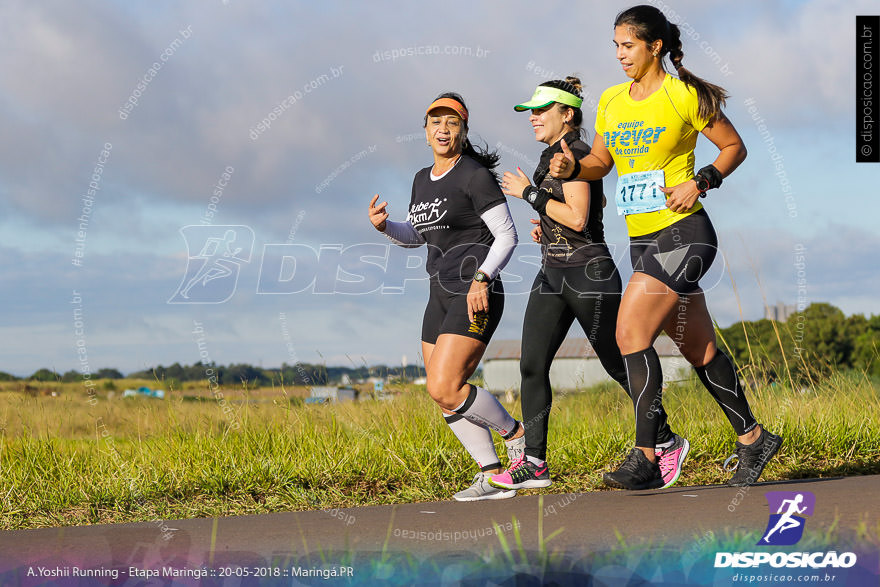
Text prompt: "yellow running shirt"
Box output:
[[595, 74, 709, 236]]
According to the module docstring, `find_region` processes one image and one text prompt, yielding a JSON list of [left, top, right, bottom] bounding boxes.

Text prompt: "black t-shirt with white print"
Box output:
[[535, 131, 610, 267], [408, 155, 505, 289]]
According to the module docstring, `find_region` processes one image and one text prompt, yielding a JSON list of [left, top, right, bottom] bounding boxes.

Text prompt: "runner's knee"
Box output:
[[519, 348, 547, 382], [616, 319, 648, 352], [426, 372, 465, 409]]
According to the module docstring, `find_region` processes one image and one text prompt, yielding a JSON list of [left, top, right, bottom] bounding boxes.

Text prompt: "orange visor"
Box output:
[[425, 98, 468, 121]]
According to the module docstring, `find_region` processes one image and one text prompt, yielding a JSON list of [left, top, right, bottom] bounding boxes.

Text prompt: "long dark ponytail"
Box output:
[[424, 91, 500, 180], [615, 5, 728, 122]]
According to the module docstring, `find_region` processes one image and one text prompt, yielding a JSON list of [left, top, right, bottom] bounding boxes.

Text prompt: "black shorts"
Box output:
[[536, 256, 622, 298], [421, 280, 504, 345], [629, 208, 717, 294]]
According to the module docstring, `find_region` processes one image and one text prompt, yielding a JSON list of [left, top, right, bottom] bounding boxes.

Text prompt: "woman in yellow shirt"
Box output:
[[551, 4, 781, 489]]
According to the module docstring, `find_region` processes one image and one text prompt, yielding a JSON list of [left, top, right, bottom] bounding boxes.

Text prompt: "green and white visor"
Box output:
[[514, 86, 583, 112]]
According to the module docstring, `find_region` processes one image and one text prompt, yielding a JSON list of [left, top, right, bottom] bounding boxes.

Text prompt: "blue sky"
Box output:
[[1, 0, 877, 375]]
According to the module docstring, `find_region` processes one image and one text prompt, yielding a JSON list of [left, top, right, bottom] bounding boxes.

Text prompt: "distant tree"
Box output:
[[185, 362, 213, 381], [719, 318, 787, 382], [0, 371, 18, 382], [61, 370, 81, 383], [95, 368, 124, 379], [718, 302, 876, 384], [29, 368, 59, 382], [164, 363, 185, 382], [126, 368, 153, 380], [789, 303, 852, 375], [224, 363, 270, 387], [851, 314, 880, 377]]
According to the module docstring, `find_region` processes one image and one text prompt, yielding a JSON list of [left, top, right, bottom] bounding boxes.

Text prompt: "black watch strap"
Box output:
[[696, 165, 723, 189], [522, 186, 551, 215]]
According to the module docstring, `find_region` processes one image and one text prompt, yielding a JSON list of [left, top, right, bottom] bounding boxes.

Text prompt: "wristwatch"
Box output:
[[473, 270, 491, 283], [694, 174, 710, 197], [694, 164, 722, 198]]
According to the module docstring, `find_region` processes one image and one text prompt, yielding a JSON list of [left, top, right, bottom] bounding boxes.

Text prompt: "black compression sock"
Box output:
[[623, 347, 664, 448], [694, 350, 757, 436]]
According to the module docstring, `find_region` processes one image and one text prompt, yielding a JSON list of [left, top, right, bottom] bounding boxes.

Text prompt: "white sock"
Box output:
[[656, 438, 674, 450], [453, 384, 517, 437], [443, 413, 500, 470], [526, 455, 545, 467]]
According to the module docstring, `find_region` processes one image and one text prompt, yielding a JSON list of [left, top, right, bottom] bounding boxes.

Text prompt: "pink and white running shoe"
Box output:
[[489, 457, 552, 490], [656, 434, 690, 489]]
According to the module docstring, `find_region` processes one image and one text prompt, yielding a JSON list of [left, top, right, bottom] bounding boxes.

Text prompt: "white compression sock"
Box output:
[[443, 413, 500, 471], [452, 384, 518, 438]]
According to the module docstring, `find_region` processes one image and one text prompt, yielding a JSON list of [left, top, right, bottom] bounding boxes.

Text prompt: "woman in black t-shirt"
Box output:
[[368, 92, 525, 501], [488, 78, 687, 492]]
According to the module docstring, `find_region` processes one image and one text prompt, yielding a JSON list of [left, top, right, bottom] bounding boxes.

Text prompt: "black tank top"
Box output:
[[534, 131, 610, 267]]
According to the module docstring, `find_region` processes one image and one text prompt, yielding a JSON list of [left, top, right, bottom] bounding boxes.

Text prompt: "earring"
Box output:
[[653, 51, 659, 57]]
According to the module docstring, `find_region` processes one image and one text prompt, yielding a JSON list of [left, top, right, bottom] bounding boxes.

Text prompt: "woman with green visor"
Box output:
[[488, 77, 688, 491]]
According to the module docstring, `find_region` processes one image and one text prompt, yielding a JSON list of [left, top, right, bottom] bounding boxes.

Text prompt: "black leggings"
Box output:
[[519, 259, 673, 460]]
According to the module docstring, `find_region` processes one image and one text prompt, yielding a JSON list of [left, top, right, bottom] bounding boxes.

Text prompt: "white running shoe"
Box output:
[[453, 472, 517, 501]]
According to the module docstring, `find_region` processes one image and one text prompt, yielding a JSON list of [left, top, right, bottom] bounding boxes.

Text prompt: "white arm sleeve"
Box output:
[[478, 202, 518, 279], [382, 220, 425, 248]]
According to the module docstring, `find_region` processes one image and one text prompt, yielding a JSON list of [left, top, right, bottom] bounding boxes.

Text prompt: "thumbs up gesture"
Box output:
[[549, 139, 577, 179]]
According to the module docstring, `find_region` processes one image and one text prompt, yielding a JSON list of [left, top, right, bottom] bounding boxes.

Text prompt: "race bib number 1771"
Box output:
[[615, 169, 666, 215]]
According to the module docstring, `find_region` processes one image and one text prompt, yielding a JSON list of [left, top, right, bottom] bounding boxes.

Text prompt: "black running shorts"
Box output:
[[421, 280, 504, 345], [628, 208, 717, 294]]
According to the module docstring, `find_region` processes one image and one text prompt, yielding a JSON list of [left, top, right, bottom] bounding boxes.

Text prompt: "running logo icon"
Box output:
[[169, 225, 255, 304], [758, 491, 815, 546]]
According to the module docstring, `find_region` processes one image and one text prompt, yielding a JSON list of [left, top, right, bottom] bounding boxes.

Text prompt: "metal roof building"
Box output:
[[483, 335, 690, 392]]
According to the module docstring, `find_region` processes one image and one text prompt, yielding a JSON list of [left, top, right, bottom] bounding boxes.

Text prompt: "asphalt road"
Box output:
[[1, 475, 878, 584]]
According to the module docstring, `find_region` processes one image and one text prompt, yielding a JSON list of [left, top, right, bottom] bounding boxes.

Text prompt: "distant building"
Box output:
[[483, 335, 688, 392], [306, 386, 357, 404], [122, 386, 165, 399], [764, 302, 797, 322]]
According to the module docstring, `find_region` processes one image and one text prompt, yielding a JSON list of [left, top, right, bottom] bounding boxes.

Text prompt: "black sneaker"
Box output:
[[727, 428, 783, 487], [603, 448, 664, 490]]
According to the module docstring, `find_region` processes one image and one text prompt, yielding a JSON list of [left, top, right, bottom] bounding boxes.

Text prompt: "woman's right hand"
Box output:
[[368, 194, 389, 232], [529, 218, 542, 243], [501, 168, 531, 198]]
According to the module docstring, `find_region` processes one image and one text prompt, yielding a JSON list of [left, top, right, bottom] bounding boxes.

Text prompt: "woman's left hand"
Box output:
[[660, 180, 702, 213], [501, 168, 532, 198], [529, 218, 542, 242], [466, 279, 490, 323]]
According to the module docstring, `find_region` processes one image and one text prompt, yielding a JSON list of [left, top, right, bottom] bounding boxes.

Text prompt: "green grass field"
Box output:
[[1, 373, 878, 530]]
